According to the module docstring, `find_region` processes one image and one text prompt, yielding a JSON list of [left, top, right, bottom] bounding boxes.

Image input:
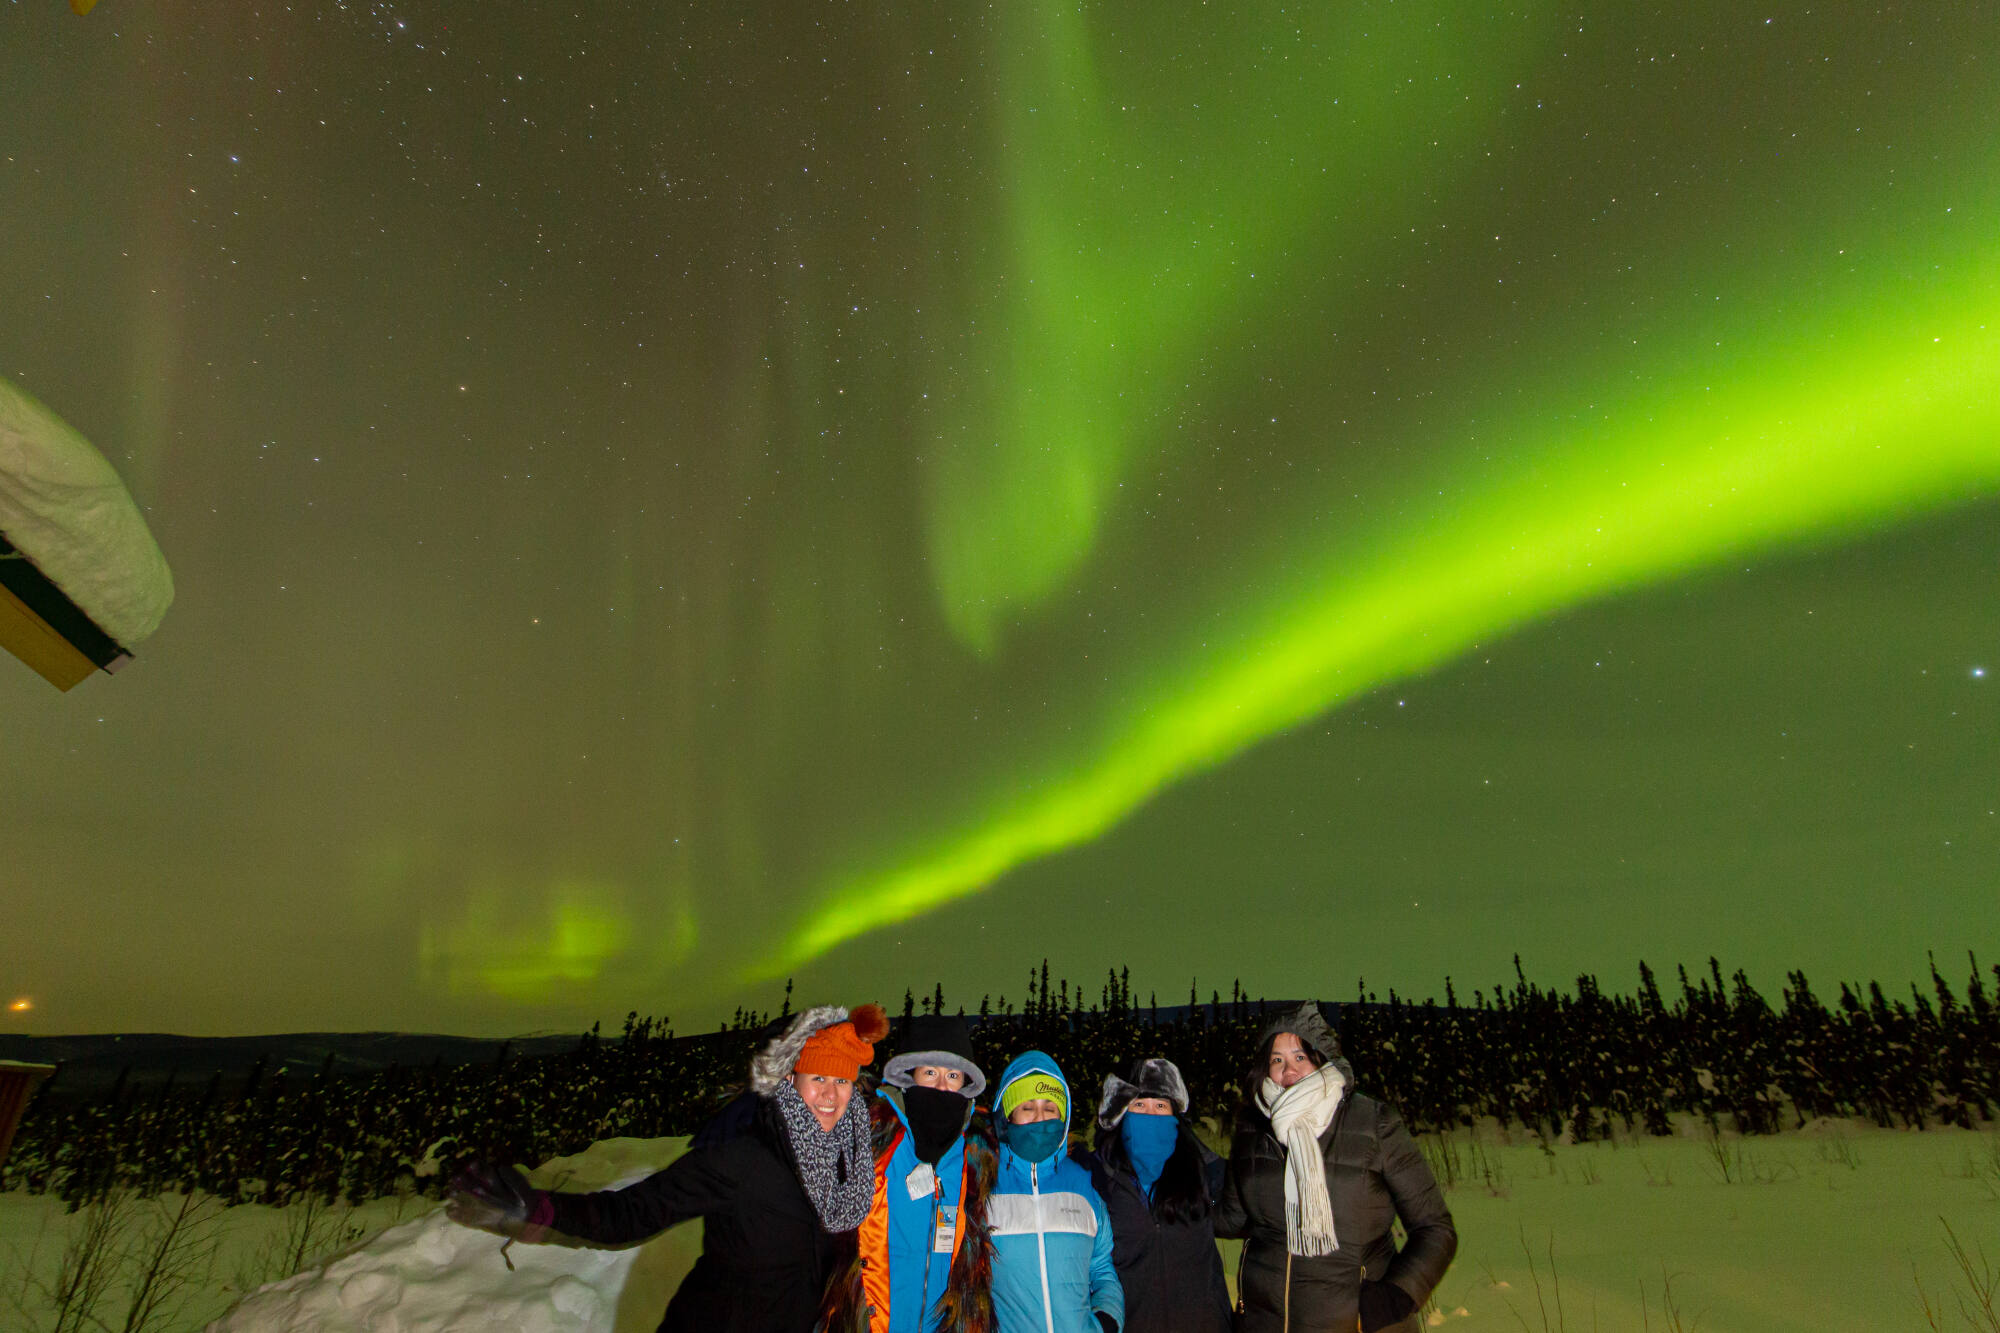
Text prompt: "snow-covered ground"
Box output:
[[1401, 1115, 2000, 1329], [3, 1117, 1994, 1331], [1, 1139, 704, 1333]]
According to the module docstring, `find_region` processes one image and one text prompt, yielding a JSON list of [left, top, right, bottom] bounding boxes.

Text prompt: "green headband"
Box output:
[[1001, 1072, 1068, 1121]]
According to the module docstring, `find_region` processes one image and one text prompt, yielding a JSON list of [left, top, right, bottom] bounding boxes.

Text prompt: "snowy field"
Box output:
[[0, 1136, 704, 1332], [2, 1117, 1994, 1331], [1396, 1116, 2000, 1330]]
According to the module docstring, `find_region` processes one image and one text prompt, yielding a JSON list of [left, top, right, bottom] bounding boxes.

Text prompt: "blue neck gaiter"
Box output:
[[1004, 1118, 1067, 1165], [1120, 1112, 1178, 1197]]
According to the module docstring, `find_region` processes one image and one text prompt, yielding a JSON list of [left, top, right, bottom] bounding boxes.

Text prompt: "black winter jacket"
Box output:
[[1213, 1094, 1455, 1333], [543, 1097, 851, 1333], [1081, 1125, 1232, 1333]]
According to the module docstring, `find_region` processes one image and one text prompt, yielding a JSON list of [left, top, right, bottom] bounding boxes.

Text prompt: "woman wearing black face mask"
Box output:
[[822, 1015, 997, 1333]]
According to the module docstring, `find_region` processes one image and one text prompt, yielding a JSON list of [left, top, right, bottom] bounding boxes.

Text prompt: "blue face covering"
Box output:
[[1004, 1117, 1068, 1165], [1120, 1111, 1179, 1197]]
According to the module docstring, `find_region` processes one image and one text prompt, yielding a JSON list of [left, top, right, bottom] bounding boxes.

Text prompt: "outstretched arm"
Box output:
[[541, 1140, 745, 1247]]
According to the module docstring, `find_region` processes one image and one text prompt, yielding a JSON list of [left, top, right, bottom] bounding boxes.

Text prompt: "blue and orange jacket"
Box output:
[[828, 1089, 998, 1333]]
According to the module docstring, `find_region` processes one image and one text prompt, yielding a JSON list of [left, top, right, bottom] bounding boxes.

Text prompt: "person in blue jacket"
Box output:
[[823, 1014, 998, 1333], [988, 1051, 1123, 1333]]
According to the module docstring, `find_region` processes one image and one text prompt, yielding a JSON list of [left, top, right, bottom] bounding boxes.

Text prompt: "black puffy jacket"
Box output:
[[1213, 1008, 1455, 1333], [1081, 1123, 1233, 1333], [543, 1095, 850, 1333]]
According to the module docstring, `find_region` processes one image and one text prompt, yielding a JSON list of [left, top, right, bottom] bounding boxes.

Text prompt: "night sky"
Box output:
[[4, 1, 1996, 1038]]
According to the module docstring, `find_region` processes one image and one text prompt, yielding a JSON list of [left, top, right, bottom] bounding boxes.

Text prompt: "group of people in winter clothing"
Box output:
[[446, 1000, 1457, 1333]]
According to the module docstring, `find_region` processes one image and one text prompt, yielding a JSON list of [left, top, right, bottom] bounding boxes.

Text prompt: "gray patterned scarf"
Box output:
[[772, 1080, 873, 1232]]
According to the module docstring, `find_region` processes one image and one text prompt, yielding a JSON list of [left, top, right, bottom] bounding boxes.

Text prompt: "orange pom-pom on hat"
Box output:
[[793, 1003, 889, 1081]]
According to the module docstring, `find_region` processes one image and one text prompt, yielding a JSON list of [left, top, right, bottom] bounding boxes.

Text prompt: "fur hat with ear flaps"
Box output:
[[749, 1003, 890, 1095], [1097, 1056, 1191, 1130]]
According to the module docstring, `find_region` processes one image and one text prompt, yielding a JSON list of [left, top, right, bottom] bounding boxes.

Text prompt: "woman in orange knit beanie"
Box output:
[[449, 1002, 890, 1333]]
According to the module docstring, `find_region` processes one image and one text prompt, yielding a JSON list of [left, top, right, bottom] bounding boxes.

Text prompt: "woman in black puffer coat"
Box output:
[[1081, 1058, 1232, 1333], [1213, 1003, 1456, 1333], [446, 1004, 888, 1333]]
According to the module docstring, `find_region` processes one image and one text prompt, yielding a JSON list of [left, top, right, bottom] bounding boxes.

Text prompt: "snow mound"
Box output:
[[206, 1209, 626, 1332], [209, 1137, 699, 1333], [0, 375, 172, 648]]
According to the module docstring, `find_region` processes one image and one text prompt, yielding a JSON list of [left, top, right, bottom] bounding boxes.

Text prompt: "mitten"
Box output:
[[445, 1159, 544, 1233], [1358, 1279, 1417, 1331]]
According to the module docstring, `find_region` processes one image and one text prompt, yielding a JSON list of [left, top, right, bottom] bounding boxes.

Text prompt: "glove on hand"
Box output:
[[1358, 1279, 1417, 1331], [445, 1159, 541, 1232]]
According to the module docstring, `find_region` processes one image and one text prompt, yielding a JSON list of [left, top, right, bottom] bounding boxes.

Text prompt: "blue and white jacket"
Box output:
[[988, 1052, 1123, 1333]]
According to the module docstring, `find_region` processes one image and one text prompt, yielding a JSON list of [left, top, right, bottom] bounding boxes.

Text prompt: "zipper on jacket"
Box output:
[[1282, 1249, 1292, 1333], [1032, 1160, 1054, 1333], [920, 1173, 942, 1331]]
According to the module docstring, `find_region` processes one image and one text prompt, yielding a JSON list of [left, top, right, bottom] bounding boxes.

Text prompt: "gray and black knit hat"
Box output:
[[881, 1014, 986, 1098], [1096, 1057, 1191, 1130]]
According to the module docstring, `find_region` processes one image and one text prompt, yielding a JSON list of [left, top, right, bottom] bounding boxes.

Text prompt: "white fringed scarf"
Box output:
[[1256, 1062, 1346, 1256]]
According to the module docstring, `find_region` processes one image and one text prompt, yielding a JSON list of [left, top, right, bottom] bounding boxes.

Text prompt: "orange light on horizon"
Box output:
[[7, 999, 30, 1013]]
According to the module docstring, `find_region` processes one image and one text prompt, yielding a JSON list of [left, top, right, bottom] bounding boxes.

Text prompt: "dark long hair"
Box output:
[[1095, 1116, 1212, 1225], [1234, 1030, 1328, 1135]]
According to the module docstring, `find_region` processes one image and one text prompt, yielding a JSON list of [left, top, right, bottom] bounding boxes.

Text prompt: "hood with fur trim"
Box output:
[[882, 1013, 987, 1098], [748, 1003, 889, 1095]]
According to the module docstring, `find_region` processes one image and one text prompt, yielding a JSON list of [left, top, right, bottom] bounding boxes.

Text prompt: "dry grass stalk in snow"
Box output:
[[3, 1186, 229, 1333]]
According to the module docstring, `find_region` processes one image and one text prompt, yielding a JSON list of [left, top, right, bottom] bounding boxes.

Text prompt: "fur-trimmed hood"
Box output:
[[882, 1013, 987, 1098], [749, 1004, 888, 1095]]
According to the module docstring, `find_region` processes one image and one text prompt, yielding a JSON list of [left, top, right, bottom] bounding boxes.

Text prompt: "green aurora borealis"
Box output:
[[3, 1, 1998, 1034]]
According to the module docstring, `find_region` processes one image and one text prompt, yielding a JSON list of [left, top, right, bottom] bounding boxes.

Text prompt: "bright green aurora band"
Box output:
[[760, 4, 2000, 978], [414, 2, 2000, 1006]]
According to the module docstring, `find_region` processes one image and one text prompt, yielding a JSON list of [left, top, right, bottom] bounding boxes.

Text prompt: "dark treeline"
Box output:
[[6, 953, 1996, 1212]]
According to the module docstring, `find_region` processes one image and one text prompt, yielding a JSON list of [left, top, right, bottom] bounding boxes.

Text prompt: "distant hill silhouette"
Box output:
[[0, 1031, 585, 1099], [0, 996, 1324, 1100]]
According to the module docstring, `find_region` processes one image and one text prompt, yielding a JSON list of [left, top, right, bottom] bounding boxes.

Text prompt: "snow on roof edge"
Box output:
[[0, 376, 173, 649]]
